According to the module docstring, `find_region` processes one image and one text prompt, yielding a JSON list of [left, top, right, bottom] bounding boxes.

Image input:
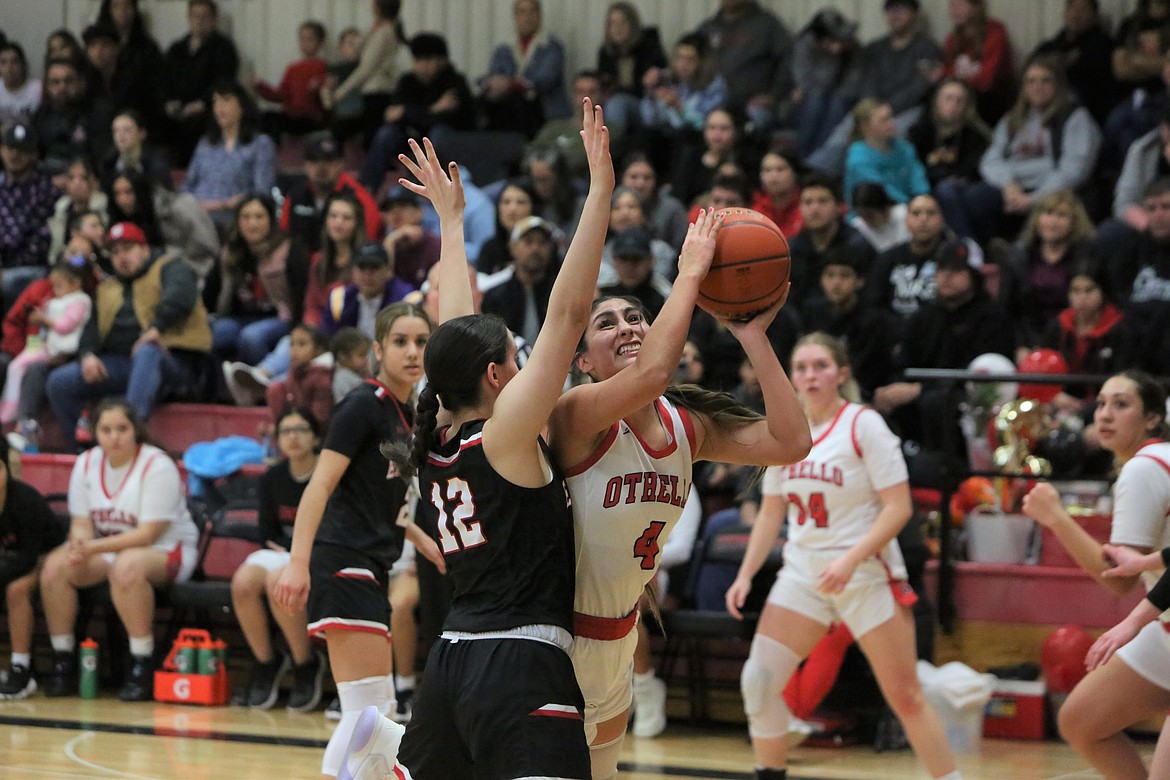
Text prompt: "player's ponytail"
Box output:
[[386, 384, 440, 483]]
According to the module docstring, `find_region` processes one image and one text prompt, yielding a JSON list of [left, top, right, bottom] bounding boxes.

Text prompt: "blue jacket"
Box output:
[[320, 278, 414, 337], [482, 31, 571, 120], [844, 137, 930, 208]]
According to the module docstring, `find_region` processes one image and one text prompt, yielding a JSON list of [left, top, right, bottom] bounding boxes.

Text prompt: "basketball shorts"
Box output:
[[1116, 621, 1170, 691], [399, 636, 590, 780], [570, 626, 639, 736], [307, 543, 390, 639], [766, 548, 913, 639], [99, 540, 197, 583], [242, 548, 291, 573]]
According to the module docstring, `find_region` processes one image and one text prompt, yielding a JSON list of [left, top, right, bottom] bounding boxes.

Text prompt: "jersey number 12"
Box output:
[[430, 478, 486, 553]]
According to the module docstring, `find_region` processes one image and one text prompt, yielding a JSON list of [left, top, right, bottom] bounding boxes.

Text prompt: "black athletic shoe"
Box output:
[[43, 652, 76, 698], [0, 664, 36, 699], [118, 655, 154, 702], [246, 653, 290, 710], [392, 688, 413, 724], [287, 652, 325, 712]]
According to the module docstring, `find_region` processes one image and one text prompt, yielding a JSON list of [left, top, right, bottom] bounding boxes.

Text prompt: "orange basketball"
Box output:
[[697, 208, 791, 321]]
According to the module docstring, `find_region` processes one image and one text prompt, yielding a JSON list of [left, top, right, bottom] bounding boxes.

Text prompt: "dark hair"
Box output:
[[223, 193, 281, 274], [44, 31, 86, 73], [710, 171, 749, 202], [65, 155, 98, 182], [66, 208, 106, 239], [317, 193, 365, 286], [1068, 252, 1113, 302], [44, 54, 82, 78], [677, 31, 708, 58], [375, 301, 432, 344], [97, 0, 151, 44], [576, 295, 648, 358], [330, 326, 373, 356], [1144, 176, 1170, 201], [852, 181, 895, 211], [206, 81, 261, 144], [91, 397, 150, 445], [113, 107, 147, 131], [1113, 370, 1170, 439], [374, 0, 408, 43], [291, 322, 329, 354], [82, 22, 120, 47], [522, 147, 576, 224], [801, 172, 842, 203], [388, 314, 510, 481], [106, 169, 163, 245], [300, 20, 327, 42], [50, 257, 87, 283], [189, 0, 218, 15], [494, 177, 537, 240], [409, 32, 448, 60], [0, 42, 29, 82], [276, 406, 321, 439]]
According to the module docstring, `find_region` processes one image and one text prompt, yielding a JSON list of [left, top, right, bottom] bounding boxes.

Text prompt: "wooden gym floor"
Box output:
[[0, 696, 1149, 779]]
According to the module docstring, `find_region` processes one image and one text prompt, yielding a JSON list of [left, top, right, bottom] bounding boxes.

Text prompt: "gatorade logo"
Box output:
[[173, 678, 191, 700], [81, 656, 97, 672]]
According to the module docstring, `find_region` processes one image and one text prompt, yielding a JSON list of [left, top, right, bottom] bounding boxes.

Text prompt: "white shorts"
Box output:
[[766, 548, 910, 640], [241, 548, 291, 573], [569, 626, 639, 738], [100, 541, 198, 584], [1116, 621, 1170, 691]]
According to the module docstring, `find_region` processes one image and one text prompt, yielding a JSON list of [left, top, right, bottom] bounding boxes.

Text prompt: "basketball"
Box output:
[[697, 208, 791, 321]]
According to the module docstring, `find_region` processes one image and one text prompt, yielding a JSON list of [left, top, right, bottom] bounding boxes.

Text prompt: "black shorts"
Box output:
[[399, 637, 590, 780], [307, 543, 391, 639]]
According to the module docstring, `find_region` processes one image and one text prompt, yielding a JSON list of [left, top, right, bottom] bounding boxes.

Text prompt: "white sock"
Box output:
[[129, 636, 154, 658], [50, 635, 75, 653], [322, 675, 396, 776], [10, 652, 30, 669], [394, 674, 416, 692]]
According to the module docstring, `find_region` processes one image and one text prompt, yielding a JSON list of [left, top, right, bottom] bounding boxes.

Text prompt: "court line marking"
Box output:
[[2, 766, 114, 779], [64, 732, 165, 780]]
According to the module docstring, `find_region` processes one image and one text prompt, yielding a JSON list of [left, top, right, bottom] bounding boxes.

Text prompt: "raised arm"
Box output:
[[398, 137, 473, 323], [485, 99, 612, 453], [550, 209, 719, 447]]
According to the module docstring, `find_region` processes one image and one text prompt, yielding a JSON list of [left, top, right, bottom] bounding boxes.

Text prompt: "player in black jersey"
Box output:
[[273, 302, 440, 780], [351, 101, 611, 780]]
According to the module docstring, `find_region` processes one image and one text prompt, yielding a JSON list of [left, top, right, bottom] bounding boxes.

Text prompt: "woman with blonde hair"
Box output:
[[843, 98, 930, 210], [908, 77, 991, 187]]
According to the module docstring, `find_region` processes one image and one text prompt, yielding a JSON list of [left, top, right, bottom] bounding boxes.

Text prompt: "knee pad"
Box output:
[[741, 635, 800, 740], [589, 734, 624, 780]]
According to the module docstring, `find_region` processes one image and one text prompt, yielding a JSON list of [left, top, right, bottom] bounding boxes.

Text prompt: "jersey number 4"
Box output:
[[430, 478, 486, 554], [633, 521, 666, 571], [788, 492, 829, 528]]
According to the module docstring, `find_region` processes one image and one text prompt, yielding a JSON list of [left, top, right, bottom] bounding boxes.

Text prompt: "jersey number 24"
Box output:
[[430, 478, 487, 554]]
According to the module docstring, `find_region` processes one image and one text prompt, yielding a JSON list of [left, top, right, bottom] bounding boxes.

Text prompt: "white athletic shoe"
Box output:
[[631, 674, 667, 738], [337, 705, 413, 780], [787, 717, 814, 749]]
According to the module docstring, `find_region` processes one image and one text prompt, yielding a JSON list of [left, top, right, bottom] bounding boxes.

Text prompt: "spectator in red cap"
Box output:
[[46, 222, 211, 449], [0, 121, 60, 313]]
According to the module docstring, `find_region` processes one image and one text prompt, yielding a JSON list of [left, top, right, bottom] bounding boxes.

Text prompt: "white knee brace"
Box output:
[[321, 674, 395, 776], [741, 635, 800, 740], [589, 734, 625, 780]]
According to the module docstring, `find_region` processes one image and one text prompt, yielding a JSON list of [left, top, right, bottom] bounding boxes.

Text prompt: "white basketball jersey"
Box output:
[[68, 444, 199, 550], [565, 397, 695, 619], [1111, 440, 1170, 595], [763, 403, 907, 573]]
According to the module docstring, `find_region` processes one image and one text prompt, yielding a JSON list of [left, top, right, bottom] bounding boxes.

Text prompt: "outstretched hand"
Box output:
[[677, 208, 722, 282], [579, 98, 614, 191], [398, 137, 465, 220]]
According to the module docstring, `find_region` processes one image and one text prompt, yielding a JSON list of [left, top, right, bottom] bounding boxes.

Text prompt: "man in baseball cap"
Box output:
[[280, 130, 380, 252], [321, 242, 415, 338], [0, 120, 58, 311]]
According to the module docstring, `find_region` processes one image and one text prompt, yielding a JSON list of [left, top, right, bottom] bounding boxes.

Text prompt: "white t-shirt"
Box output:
[[0, 78, 41, 126], [1110, 440, 1170, 593]]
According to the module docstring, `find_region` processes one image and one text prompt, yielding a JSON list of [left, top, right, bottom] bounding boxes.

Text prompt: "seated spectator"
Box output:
[[791, 8, 860, 157], [415, 165, 496, 266], [231, 407, 323, 710], [848, 182, 910, 253], [305, 194, 363, 329], [252, 20, 329, 139], [264, 326, 332, 425], [1108, 100, 1170, 252], [322, 0, 404, 145], [670, 106, 746, 208], [100, 109, 172, 191], [481, 216, 558, 344], [279, 132, 380, 253], [476, 179, 537, 276], [329, 327, 371, 402], [95, 0, 165, 135], [1, 259, 91, 429], [937, 55, 1101, 244], [31, 57, 113, 177], [0, 123, 59, 311], [639, 31, 728, 151], [787, 174, 876, 309], [0, 42, 41, 126], [1101, 16, 1170, 173], [358, 32, 475, 194], [596, 2, 666, 130], [800, 247, 895, 400], [108, 168, 220, 280], [601, 186, 676, 282], [751, 147, 804, 239], [83, 23, 135, 114], [844, 99, 930, 211], [1031, 0, 1122, 125], [874, 239, 1013, 451], [807, 0, 942, 176], [620, 152, 688, 250], [380, 192, 439, 290], [49, 157, 108, 262], [40, 398, 200, 701], [1111, 177, 1170, 340], [180, 81, 276, 230], [687, 169, 749, 223], [46, 222, 211, 449], [908, 77, 991, 188], [938, 0, 1015, 124], [695, 0, 793, 132], [999, 189, 1097, 355], [598, 226, 672, 318], [320, 241, 412, 338], [161, 0, 240, 166], [206, 195, 308, 366], [325, 27, 365, 142], [478, 0, 571, 137], [527, 70, 625, 184], [523, 148, 583, 239], [0, 431, 66, 699], [1042, 254, 1133, 411]]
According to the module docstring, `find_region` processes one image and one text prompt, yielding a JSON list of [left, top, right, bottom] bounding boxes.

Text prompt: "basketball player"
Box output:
[[272, 302, 439, 780], [39, 398, 200, 701], [374, 98, 610, 779], [726, 333, 960, 780], [1021, 370, 1170, 780]]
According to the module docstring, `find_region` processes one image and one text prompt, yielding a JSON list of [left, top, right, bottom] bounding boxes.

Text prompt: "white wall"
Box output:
[[1, 0, 1137, 87]]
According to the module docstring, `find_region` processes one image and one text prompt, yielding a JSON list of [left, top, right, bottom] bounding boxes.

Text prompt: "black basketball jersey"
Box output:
[[417, 420, 576, 634], [316, 379, 413, 569]]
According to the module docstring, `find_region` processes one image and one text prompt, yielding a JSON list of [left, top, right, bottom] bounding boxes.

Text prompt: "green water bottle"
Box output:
[[79, 638, 99, 699], [197, 640, 217, 676]]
